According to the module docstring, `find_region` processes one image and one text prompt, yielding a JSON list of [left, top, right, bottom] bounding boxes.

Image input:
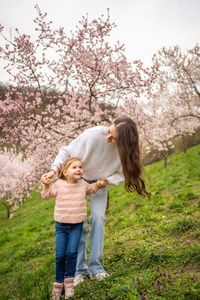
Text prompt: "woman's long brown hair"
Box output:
[[114, 117, 150, 198]]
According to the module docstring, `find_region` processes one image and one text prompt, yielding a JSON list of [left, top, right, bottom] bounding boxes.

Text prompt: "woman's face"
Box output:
[[106, 124, 118, 143]]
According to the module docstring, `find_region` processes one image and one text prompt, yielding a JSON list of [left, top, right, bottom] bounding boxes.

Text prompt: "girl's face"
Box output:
[[63, 160, 83, 183]]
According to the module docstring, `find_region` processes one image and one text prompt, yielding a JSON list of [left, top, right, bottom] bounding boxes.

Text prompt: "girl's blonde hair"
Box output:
[[58, 157, 82, 180]]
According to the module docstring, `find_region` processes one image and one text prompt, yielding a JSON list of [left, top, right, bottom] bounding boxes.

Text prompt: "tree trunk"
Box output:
[[2, 201, 10, 219], [163, 155, 168, 168], [182, 136, 187, 154]]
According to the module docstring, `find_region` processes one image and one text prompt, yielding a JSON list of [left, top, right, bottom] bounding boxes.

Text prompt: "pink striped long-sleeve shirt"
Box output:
[[41, 179, 99, 223]]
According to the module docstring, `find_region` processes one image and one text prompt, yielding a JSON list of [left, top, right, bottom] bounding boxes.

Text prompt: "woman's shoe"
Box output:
[[89, 272, 110, 281], [74, 274, 86, 286]]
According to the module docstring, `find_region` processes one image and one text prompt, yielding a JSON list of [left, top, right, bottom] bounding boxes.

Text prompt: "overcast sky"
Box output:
[[0, 0, 200, 83]]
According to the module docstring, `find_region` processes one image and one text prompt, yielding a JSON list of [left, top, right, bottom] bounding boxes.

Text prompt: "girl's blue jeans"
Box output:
[[55, 221, 83, 282]]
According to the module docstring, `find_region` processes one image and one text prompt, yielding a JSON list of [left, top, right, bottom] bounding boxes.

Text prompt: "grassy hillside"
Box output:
[[0, 144, 200, 300]]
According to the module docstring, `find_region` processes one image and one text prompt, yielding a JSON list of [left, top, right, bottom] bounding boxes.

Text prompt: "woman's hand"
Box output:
[[41, 170, 56, 185], [97, 178, 108, 189]]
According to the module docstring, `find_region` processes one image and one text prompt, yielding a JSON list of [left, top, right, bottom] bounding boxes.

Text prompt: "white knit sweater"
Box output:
[[51, 126, 124, 185]]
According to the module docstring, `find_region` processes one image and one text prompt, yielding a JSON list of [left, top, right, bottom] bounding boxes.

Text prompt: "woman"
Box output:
[[41, 117, 150, 286]]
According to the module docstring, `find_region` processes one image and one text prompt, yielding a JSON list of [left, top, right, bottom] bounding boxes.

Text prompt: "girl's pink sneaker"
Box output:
[[64, 278, 74, 299], [52, 282, 63, 300]]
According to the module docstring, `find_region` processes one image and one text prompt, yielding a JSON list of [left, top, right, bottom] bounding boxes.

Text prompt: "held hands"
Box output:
[[97, 178, 108, 189], [41, 170, 56, 186]]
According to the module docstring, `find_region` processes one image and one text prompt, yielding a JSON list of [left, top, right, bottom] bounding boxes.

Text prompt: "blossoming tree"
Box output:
[[0, 6, 155, 217], [151, 44, 200, 130], [0, 5, 154, 156]]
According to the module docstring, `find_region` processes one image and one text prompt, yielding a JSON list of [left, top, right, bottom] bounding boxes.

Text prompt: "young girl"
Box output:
[[41, 157, 108, 300]]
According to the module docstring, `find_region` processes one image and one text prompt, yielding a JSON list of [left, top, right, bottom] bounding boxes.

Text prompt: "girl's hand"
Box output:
[[41, 170, 56, 185], [42, 178, 51, 186], [97, 178, 108, 189]]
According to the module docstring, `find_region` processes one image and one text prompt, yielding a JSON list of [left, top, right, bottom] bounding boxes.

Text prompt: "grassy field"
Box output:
[[0, 144, 200, 299]]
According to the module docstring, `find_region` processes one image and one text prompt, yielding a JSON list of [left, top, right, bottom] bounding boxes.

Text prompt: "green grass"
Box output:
[[0, 144, 200, 299]]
